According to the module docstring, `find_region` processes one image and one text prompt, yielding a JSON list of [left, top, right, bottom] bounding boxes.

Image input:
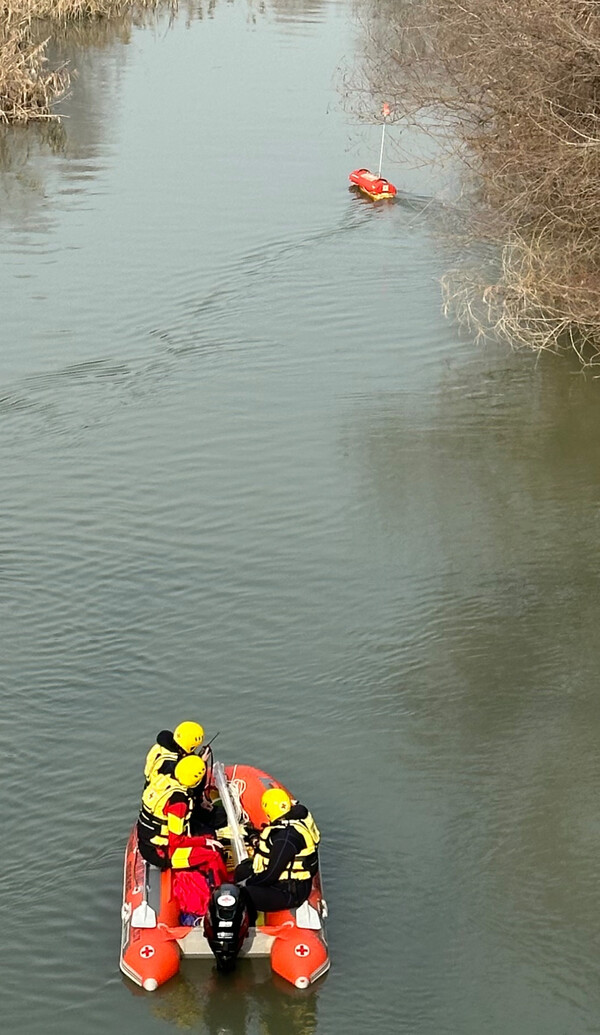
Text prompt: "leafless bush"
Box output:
[[355, 0, 600, 362]]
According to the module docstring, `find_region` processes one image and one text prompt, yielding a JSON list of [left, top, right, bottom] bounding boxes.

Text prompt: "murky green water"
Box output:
[[2, 2, 600, 1033]]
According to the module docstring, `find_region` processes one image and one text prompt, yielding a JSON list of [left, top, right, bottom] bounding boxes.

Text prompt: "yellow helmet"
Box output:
[[261, 787, 292, 822], [173, 721, 204, 753], [175, 755, 206, 788]]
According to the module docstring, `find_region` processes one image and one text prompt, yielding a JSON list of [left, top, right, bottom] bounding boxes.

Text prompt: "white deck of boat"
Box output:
[[176, 898, 324, 957], [178, 926, 276, 957]]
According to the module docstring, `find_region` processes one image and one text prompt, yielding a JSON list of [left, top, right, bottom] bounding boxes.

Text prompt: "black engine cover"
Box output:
[[203, 882, 249, 971]]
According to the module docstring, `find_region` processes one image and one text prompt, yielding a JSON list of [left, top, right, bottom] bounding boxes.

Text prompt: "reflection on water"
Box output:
[[0, 120, 67, 173], [270, 0, 325, 27], [149, 964, 318, 1033], [351, 343, 600, 1022], [0, 0, 332, 225], [0, 3, 213, 219], [0, 122, 66, 223]]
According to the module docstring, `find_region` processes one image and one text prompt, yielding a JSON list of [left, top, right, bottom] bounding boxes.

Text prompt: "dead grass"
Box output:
[[0, 0, 173, 123], [0, 10, 66, 123]]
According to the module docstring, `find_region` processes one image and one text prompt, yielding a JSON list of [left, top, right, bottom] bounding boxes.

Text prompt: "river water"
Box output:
[[2, 2, 600, 1033]]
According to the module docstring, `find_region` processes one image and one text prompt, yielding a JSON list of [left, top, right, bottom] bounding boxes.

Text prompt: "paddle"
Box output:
[[131, 864, 157, 929]]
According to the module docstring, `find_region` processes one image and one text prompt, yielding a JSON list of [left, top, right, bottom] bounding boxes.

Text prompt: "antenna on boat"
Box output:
[[377, 102, 391, 179], [201, 730, 220, 755]]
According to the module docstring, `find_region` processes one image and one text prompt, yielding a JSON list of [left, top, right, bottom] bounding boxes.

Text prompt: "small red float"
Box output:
[[349, 168, 397, 201], [349, 101, 397, 200]]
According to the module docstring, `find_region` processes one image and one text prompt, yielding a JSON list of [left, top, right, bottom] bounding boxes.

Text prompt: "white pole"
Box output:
[[213, 761, 248, 866], [377, 120, 386, 179]]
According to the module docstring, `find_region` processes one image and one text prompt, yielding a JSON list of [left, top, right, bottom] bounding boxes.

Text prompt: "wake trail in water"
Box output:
[[0, 203, 381, 441], [148, 201, 376, 353]]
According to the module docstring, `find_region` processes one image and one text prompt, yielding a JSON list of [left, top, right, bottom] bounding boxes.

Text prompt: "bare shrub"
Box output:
[[355, 0, 600, 362]]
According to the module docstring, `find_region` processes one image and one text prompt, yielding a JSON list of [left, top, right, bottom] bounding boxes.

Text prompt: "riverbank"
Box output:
[[0, 0, 165, 122], [357, 0, 600, 364]]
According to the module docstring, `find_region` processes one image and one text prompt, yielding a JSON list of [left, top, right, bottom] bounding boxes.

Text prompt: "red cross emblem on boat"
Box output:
[[294, 943, 310, 957], [140, 945, 155, 959]]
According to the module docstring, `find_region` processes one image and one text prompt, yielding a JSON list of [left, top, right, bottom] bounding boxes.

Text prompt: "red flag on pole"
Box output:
[[382, 102, 391, 117]]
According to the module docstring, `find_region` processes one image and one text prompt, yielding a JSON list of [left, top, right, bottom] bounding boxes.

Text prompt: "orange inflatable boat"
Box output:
[[120, 762, 329, 991], [349, 168, 397, 200]]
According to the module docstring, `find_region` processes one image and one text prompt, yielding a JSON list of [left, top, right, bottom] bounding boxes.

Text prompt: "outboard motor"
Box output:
[[203, 883, 249, 972]]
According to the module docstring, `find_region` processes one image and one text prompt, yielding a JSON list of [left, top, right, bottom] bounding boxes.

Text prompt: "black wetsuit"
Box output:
[[236, 804, 314, 920]]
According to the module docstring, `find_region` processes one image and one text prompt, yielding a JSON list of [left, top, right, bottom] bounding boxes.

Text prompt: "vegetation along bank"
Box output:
[[357, 0, 600, 363], [0, 0, 165, 123]]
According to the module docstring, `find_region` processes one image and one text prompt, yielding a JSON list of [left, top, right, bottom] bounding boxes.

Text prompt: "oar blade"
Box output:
[[131, 902, 157, 928]]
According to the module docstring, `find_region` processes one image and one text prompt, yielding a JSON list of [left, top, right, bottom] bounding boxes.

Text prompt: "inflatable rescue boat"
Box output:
[[349, 168, 397, 200], [120, 762, 329, 991]]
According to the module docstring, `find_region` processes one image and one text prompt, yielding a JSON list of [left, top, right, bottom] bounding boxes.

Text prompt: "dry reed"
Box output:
[[0, 12, 65, 123], [0, 0, 172, 123]]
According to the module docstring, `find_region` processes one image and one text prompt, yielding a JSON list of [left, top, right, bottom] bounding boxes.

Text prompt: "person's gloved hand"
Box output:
[[234, 858, 253, 884], [244, 825, 260, 849]]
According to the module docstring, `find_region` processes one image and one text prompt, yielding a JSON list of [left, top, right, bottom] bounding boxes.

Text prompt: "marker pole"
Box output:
[[377, 119, 386, 179]]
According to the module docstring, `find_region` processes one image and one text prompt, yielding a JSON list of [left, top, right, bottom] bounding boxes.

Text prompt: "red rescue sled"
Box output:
[[349, 168, 396, 200], [120, 763, 330, 991]]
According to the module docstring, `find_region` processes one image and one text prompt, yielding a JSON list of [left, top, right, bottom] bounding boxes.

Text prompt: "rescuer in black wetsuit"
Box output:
[[235, 788, 321, 921]]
